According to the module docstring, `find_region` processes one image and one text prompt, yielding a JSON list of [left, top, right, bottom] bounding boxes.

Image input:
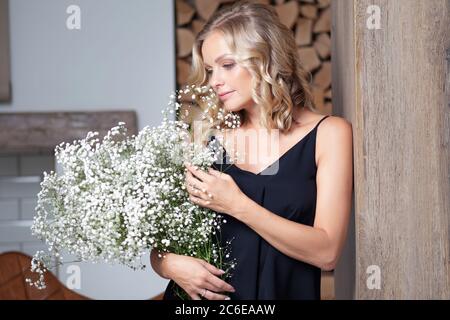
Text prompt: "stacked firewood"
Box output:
[[176, 0, 332, 115]]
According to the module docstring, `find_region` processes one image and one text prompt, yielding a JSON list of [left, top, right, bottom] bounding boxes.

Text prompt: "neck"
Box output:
[[240, 105, 308, 133], [241, 104, 265, 131]]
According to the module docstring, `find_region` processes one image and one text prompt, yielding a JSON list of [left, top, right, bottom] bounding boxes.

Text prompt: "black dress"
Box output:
[[163, 115, 330, 300]]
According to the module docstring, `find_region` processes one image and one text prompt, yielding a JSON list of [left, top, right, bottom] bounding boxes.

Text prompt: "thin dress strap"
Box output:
[[314, 115, 330, 130]]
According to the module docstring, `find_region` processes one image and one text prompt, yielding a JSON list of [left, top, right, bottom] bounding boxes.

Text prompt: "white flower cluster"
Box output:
[[25, 250, 52, 289], [177, 85, 241, 131], [28, 87, 235, 290]]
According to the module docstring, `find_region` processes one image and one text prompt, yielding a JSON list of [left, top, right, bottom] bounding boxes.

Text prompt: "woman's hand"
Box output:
[[163, 253, 235, 300], [184, 163, 247, 217]]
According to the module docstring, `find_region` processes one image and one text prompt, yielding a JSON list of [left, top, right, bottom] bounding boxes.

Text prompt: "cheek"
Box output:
[[234, 69, 253, 96]]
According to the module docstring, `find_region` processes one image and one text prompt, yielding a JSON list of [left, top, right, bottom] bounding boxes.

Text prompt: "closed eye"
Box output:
[[223, 63, 235, 69], [205, 63, 235, 75]]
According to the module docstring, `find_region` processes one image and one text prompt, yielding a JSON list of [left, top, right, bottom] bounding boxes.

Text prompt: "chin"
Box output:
[[222, 103, 243, 113]]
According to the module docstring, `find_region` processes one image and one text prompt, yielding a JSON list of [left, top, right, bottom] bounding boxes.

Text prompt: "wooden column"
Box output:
[[332, 0, 450, 299]]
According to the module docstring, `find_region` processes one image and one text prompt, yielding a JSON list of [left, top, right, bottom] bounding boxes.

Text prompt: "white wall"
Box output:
[[0, 0, 175, 299], [0, 0, 176, 131]]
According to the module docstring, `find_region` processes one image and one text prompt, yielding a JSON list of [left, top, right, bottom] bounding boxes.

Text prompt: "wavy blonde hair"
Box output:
[[187, 0, 317, 137]]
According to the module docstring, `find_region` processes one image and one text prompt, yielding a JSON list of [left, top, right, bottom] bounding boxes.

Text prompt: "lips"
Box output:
[[218, 91, 235, 99]]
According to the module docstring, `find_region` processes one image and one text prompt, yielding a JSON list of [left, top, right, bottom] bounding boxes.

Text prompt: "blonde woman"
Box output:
[[151, 1, 353, 300]]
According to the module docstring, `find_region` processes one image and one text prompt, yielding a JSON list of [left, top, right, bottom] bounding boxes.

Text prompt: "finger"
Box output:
[[186, 179, 210, 199], [200, 261, 226, 276], [207, 167, 223, 177], [203, 289, 231, 301], [188, 187, 210, 201], [186, 183, 201, 197], [199, 262, 235, 293], [208, 168, 231, 181], [185, 178, 205, 198], [185, 178, 200, 194], [189, 194, 211, 207], [206, 274, 235, 293], [201, 279, 227, 294], [185, 172, 207, 192], [185, 171, 203, 186], [186, 164, 212, 183], [189, 293, 201, 300]]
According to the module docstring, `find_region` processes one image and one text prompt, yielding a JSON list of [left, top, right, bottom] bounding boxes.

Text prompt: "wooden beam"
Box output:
[[0, 111, 138, 155]]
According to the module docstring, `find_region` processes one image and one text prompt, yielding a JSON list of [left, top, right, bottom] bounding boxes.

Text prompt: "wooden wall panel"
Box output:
[[331, 0, 356, 300], [333, 0, 450, 299]]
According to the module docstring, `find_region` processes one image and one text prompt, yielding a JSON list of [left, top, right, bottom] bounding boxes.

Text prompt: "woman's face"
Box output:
[[201, 31, 254, 112]]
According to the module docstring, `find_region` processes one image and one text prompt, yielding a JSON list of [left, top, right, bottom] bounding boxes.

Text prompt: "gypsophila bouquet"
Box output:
[[27, 85, 241, 300]]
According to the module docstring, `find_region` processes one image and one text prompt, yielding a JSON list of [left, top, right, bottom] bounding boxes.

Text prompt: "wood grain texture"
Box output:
[[176, 0, 333, 113], [331, 0, 357, 300], [333, 0, 450, 299], [0, 111, 138, 155]]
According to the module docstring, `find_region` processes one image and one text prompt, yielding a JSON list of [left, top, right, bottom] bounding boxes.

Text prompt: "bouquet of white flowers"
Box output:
[[27, 86, 240, 300]]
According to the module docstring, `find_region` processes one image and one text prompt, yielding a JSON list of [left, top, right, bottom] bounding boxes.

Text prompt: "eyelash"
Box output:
[[206, 63, 235, 74]]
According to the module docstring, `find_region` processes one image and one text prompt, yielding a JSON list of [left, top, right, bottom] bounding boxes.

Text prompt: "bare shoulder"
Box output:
[[319, 115, 352, 134], [315, 115, 353, 164]]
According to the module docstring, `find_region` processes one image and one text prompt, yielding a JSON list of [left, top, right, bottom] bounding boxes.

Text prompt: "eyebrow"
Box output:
[[204, 54, 233, 67]]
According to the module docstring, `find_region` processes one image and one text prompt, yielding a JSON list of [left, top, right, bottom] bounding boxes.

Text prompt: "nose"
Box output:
[[209, 69, 224, 91]]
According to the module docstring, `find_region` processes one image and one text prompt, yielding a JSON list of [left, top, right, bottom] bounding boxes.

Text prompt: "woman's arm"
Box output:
[[150, 249, 173, 279], [185, 116, 353, 271], [233, 117, 353, 271], [149, 249, 235, 300]]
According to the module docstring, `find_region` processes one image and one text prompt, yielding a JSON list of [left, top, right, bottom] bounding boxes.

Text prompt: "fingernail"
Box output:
[[225, 297, 231, 300]]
